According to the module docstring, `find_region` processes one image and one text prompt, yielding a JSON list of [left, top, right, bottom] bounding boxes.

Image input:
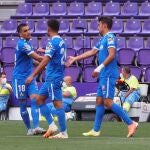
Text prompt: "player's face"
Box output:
[[0, 74, 6, 83], [47, 27, 52, 37], [98, 22, 105, 36], [20, 26, 31, 40]]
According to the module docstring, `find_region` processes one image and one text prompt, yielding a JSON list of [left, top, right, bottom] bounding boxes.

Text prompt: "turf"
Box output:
[[0, 121, 150, 150]]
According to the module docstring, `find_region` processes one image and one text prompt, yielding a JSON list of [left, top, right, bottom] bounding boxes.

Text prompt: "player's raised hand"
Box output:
[[25, 76, 34, 84], [92, 71, 99, 78], [65, 56, 76, 67]]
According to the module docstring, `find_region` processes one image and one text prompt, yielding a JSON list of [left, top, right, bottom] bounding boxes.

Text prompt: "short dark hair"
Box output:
[[17, 23, 28, 33], [47, 19, 59, 32], [123, 67, 131, 74], [0, 72, 6, 78], [98, 17, 113, 30]]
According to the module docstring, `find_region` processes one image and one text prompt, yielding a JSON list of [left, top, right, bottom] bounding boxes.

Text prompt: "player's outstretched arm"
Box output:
[[66, 49, 97, 67], [92, 47, 115, 78], [29, 52, 44, 62], [25, 56, 50, 84]]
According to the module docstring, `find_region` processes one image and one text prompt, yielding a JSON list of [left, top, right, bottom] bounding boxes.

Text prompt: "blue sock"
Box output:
[[39, 104, 53, 125], [31, 99, 39, 129], [56, 108, 66, 132], [111, 103, 133, 125], [93, 105, 105, 132], [47, 103, 57, 116], [20, 101, 31, 129]]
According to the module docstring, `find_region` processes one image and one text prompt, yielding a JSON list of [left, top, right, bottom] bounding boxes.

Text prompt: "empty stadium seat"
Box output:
[[128, 37, 144, 51], [137, 49, 150, 66], [104, 2, 120, 16], [139, 1, 150, 16], [116, 37, 126, 50], [124, 19, 141, 33], [0, 20, 17, 34], [33, 3, 49, 16], [70, 19, 87, 33], [91, 37, 100, 47], [15, 3, 32, 16], [122, 2, 138, 16], [117, 48, 135, 65], [142, 20, 150, 33], [51, 3, 67, 16], [4, 37, 18, 48], [63, 36, 73, 49], [59, 19, 70, 34], [35, 19, 47, 34], [144, 67, 150, 82], [39, 36, 50, 49], [88, 20, 99, 34], [68, 2, 84, 16], [85, 2, 102, 16], [111, 19, 123, 33]]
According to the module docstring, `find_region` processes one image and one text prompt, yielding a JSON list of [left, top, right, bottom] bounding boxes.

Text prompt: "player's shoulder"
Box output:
[[106, 32, 115, 39], [131, 75, 138, 81]]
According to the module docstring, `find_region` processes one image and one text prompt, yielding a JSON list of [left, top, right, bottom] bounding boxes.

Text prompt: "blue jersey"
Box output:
[[45, 35, 66, 81], [13, 38, 34, 79], [94, 32, 119, 78]]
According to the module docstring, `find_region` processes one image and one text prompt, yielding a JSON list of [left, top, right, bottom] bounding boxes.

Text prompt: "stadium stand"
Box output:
[[0, 0, 150, 108]]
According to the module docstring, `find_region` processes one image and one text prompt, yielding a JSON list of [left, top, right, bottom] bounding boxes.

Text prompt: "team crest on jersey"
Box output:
[[100, 45, 103, 50], [46, 43, 53, 53], [24, 43, 31, 51], [108, 37, 114, 44], [102, 85, 106, 91]]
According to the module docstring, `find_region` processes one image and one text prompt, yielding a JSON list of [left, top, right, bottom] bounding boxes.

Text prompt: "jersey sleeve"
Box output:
[[106, 35, 116, 49], [22, 42, 34, 55], [45, 40, 56, 58], [93, 42, 100, 51]]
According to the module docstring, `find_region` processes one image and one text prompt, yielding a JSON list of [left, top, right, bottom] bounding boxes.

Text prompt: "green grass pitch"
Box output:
[[0, 121, 150, 150]]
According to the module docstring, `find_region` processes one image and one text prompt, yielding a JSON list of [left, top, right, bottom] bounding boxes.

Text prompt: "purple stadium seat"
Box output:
[[1, 47, 15, 64], [64, 67, 80, 82], [139, 1, 150, 16], [68, 2, 84, 16], [85, 2, 102, 16], [111, 19, 123, 33], [35, 20, 47, 33], [122, 2, 138, 16], [33, 3, 49, 16], [142, 20, 150, 33], [74, 37, 91, 51], [130, 66, 142, 81], [144, 67, 150, 82], [84, 66, 97, 82], [128, 37, 144, 51], [3, 64, 14, 82], [0, 20, 17, 33], [51, 3, 66, 16], [70, 19, 87, 33], [59, 20, 69, 34], [145, 38, 150, 49], [116, 37, 126, 50], [137, 49, 150, 66], [0, 37, 2, 50], [104, 2, 120, 16], [66, 49, 76, 57], [88, 20, 99, 34], [73, 82, 98, 97], [29, 37, 38, 50], [15, 3, 32, 16], [117, 48, 135, 65], [124, 20, 141, 33], [63, 37, 73, 49], [4, 37, 18, 48], [20, 20, 35, 32], [39, 36, 50, 49], [91, 37, 100, 47]]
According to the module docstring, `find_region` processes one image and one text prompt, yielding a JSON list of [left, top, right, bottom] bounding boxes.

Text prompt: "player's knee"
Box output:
[[36, 97, 44, 105], [104, 99, 113, 108], [53, 100, 62, 108], [123, 102, 131, 112]]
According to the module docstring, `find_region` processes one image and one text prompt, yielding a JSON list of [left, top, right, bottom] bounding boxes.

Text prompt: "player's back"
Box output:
[[96, 32, 119, 78], [45, 36, 66, 81], [13, 38, 34, 79]]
